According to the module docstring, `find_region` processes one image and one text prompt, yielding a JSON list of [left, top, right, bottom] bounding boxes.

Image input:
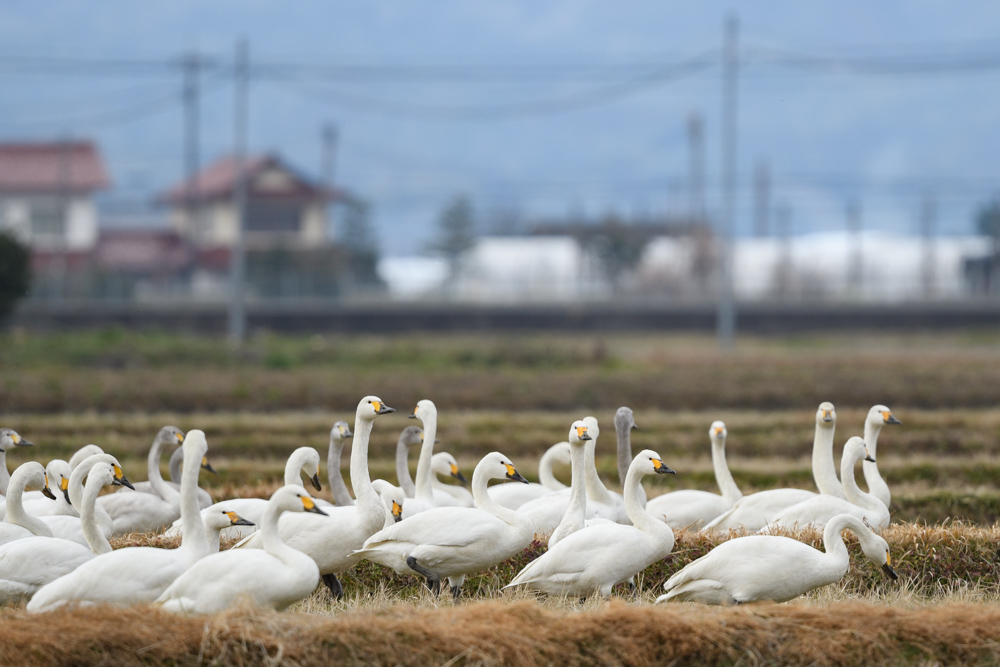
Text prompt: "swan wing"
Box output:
[[364, 508, 496, 550], [0, 537, 93, 597]]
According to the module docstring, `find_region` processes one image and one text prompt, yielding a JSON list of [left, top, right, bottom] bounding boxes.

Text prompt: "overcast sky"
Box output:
[[2, 2, 999, 255]]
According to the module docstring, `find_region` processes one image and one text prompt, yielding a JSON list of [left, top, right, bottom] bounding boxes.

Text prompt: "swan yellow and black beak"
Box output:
[[112, 464, 135, 490], [42, 475, 56, 500], [503, 463, 529, 484], [301, 495, 328, 516], [310, 473, 322, 491], [714, 425, 725, 436], [651, 458, 677, 476], [175, 431, 185, 444], [408, 405, 419, 419], [60, 476, 70, 503], [371, 400, 395, 415], [449, 463, 468, 485], [882, 553, 898, 580], [575, 426, 591, 441], [821, 409, 834, 423], [226, 511, 255, 527], [391, 500, 403, 523], [200, 456, 218, 474], [11, 433, 33, 447], [882, 410, 901, 425], [340, 425, 353, 438]]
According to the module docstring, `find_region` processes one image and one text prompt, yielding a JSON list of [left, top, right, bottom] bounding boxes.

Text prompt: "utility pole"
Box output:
[[687, 112, 705, 223], [753, 160, 770, 237], [228, 39, 249, 345], [321, 123, 338, 241], [846, 201, 863, 298], [775, 204, 793, 300], [717, 15, 738, 350], [183, 51, 201, 244], [921, 194, 937, 300]]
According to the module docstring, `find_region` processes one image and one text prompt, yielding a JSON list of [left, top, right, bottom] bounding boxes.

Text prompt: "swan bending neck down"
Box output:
[[27, 430, 212, 612], [0, 429, 34, 496], [355, 452, 534, 600], [862, 405, 900, 510], [158, 485, 326, 614], [0, 463, 56, 545], [657, 513, 897, 605], [548, 421, 592, 547], [645, 421, 741, 530], [506, 449, 677, 599], [327, 420, 355, 506]]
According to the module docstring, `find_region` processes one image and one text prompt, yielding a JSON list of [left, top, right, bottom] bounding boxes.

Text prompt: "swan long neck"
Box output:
[[584, 436, 615, 503], [259, 502, 300, 563], [812, 421, 843, 498], [841, 447, 884, 512], [615, 425, 632, 488], [350, 413, 384, 530], [820, 514, 867, 581], [80, 473, 112, 554], [862, 419, 891, 509], [471, 467, 527, 527], [414, 409, 437, 503], [147, 435, 179, 504], [5, 469, 52, 537], [0, 450, 10, 496], [284, 449, 308, 487], [178, 443, 210, 559], [538, 445, 568, 491], [711, 436, 742, 503], [168, 447, 184, 483], [395, 437, 416, 498], [327, 436, 355, 506], [624, 465, 673, 537], [553, 440, 588, 541]]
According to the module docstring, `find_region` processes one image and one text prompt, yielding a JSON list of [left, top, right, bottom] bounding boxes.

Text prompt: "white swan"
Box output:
[[0, 459, 123, 604], [201, 507, 255, 552], [519, 425, 601, 537], [326, 420, 356, 506], [702, 402, 838, 533], [429, 452, 473, 507], [234, 396, 395, 599], [0, 463, 58, 546], [355, 451, 535, 600], [0, 429, 35, 517], [371, 479, 405, 528], [399, 400, 467, 517], [548, 422, 595, 546], [862, 404, 901, 509], [488, 441, 571, 510], [166, 446, 322, 540], [645, 421, 742, 530], [393, 425, 425, 498], [23, 460, 74, 517], [28, 430, 213, 611], [579, 416, 627, 523], [767, 437, 890, 531], [657, 513, 897, 605], [506, 449, 677, 599], [157, 485, 325, 614], [133, 442, 214, 509]]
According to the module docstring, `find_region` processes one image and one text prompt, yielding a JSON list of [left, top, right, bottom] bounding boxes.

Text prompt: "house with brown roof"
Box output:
[[0, 141, 110, 251], [161, 154, 340, 249]]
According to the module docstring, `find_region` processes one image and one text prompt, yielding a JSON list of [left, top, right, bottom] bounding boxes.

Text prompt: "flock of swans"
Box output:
[[0, 397, 901, 613]]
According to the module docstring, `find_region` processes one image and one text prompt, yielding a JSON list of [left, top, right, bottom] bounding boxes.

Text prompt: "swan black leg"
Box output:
[[450, 585, 462, 601], [322, 573, 344, 600], [627, 580, 638, 598], [406, 556, 441, 596]]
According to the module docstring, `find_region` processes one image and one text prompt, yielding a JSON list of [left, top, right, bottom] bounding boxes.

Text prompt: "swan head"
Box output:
[[398, 426, 425, 449], [408, 399, 435, 421], [372, 479, 406, 522], [868, 405, 901, 427], [709, 421, 727, 442], [582, 416, 600, 442], [568, 421, 592, 445], [156, 425, 186, 448], [615, 407, 638, 432], [15, 461, 55, 498], [330, 420, 353, 441], [0, 428, 33, 453], [203, 508, 255, 530], [45, 460, 72, 503], [431, 452, 468, 485], [858, 529, 898, 581], [270, 484, 328, 516], [292, 447, 322, 490], [359, 396, 396, 420], [843, 436, 876, 465], [632, 449, 677, 477], [85, 458, 132, 493], [816, 402, 836, 426], [476, 452, 529, 485]]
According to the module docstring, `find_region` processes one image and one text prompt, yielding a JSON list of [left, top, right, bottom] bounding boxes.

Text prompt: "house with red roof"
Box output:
[[0, 141, 110, 251]]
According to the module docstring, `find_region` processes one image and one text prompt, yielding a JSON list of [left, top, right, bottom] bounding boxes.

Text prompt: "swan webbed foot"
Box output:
[[450, 585, 462, 601], [406, 556, 441, 596], [322, 573, 344, 600]]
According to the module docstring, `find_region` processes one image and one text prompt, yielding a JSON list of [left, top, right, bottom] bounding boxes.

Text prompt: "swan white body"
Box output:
[[861, 405, 901, 510], [0, 460, 123, 603], [165, 446, 322, 540], [157, 485, 324, 614], [506, 449, 677, 598], [702, 403, 839, 533], [646, 422, 741, 530], [132, 445, 213, 509], [767, 437, 890, 532], [97, 426, 187, 535], [28, 430, 213, 611], [488, 441, 570, 510], [355, 451, 535, 599], [235, 397, 395, 599], [658, 513, 897, 605]]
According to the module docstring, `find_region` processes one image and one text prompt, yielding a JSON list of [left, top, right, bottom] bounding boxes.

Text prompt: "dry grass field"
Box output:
[[2, 329, 1000, 665]]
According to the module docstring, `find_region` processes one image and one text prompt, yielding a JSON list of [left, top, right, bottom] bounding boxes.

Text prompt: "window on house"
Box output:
[[30, 200, 66, 238], [245, 201, 301, 233]]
